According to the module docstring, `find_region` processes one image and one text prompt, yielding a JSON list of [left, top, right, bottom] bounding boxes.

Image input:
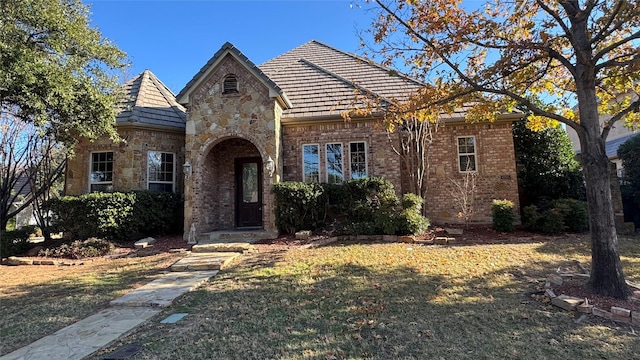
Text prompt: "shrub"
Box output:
[[0, 229, 31, 257], [552, 198, 589, 232], [128, 191, 183, 236], [273, 178, 427, 235], [397, 194, 430, 235], [521, 205, 540, 231], [342, 177, 399, 221], [521, 199, 588, 234], [47, 191, 182, 241], [492, 199, 516, 232], [539, 208, 566, 234], [38, 238, 114, 259], [272, 182, 327, 234]]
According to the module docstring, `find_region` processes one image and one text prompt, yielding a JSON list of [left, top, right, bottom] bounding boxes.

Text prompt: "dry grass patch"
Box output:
[[0, 251, 184, 356], [91, 235, 640, 360]]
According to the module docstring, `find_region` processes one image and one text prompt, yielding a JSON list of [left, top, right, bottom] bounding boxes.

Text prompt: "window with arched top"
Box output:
[[223, 75, 238, 94]]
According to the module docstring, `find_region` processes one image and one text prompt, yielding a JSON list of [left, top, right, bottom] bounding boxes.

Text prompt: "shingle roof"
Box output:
[[117, 70, 186, 129], [259, 40, 424, 119], [606, 134, 636, 158]]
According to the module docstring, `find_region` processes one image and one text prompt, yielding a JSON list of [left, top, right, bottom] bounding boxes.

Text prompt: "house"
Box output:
[[64, 41, 522, 242], [10, 175, 37, 228], [566, 92, 640, 178]]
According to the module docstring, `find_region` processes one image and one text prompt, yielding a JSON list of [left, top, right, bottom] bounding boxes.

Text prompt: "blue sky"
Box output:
[[84, 0, 377, 93]]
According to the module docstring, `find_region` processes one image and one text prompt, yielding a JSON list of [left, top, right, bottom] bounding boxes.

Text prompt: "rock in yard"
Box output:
[[295, 230, 311, 240], [382, 235, 397, 243], [592, 307, 613, 320], [611, 306, 631, 317], [551, 295, 584, 311], [444, 228, 463, 235], [398, 236, 415, 243], [434, 237, 448, 245], [134, 237, 156, 249], [7, 257, 32, 266], [547, 274, 564, 286]]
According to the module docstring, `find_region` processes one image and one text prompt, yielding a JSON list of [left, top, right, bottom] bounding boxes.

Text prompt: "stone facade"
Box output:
[[65, 126, 185, 195], [182, 54, 282, 237]]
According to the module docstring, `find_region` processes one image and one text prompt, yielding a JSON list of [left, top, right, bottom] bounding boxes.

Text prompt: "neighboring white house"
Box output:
[[566, 92, 640, 177]]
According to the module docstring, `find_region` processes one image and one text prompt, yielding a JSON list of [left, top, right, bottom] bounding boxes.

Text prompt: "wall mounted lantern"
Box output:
[[183, 161, 192, 179], [265, 155, 275, 177]]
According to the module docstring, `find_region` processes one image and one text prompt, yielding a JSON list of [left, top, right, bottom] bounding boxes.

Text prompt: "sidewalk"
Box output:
[[0, 251, 240, 360]]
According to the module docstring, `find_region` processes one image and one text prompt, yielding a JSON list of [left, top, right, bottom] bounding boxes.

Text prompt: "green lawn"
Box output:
[[90, 235, 640, 360]]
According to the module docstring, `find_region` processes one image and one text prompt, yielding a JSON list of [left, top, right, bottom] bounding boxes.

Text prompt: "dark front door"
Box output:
[[235, 157, 262, 228]]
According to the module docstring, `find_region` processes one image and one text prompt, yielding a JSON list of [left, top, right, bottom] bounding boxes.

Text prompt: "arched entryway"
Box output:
[[199, 137, 264, 231]]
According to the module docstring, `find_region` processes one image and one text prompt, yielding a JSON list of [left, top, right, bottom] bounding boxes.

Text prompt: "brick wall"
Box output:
[[282, 119, 519, 224], [198, 138, 261, 231], [423, 122, 520, 224], [65, 127, 185, 195], [281, 120, 403, 192]]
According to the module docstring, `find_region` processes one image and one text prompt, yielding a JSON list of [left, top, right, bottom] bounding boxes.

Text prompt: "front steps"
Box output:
[[170, 231, 264, 272], [197, 229, 277, 244]]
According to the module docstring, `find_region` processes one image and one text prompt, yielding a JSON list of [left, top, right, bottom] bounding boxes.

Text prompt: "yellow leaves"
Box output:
[[526, 115, 560, 131], [563, 109, 576, 122]]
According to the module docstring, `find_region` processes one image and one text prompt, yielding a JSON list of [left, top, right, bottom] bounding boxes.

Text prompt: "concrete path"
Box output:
[[0, 307, 161, 360], [0, 250, 242, 360]]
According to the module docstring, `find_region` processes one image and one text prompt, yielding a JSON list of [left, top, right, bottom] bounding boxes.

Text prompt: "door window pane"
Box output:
[[242, 162, 258, 203]]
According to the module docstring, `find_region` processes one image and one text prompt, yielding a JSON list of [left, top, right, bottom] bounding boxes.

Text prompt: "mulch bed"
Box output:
[[554, 279, 640, 313]]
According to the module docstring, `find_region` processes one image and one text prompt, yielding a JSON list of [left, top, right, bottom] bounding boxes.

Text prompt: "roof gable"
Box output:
[[176, 42, 291, 108], [259, 40, 424, 119], [117, 70, 186, 129]]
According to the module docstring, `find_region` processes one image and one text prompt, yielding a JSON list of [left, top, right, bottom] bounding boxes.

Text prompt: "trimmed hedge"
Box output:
[[492, 199, 516, 232], [47, 191, 182, 241], [273, 177, 429, 236]]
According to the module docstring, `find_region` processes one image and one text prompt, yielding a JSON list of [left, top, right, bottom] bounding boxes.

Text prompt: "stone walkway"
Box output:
[[0, 247, 247, 360]]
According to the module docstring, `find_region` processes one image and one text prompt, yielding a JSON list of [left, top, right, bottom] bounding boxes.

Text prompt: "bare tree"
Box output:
[[0, 112, 65, 231]]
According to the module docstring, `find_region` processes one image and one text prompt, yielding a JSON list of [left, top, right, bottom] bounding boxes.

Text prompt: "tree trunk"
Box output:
[[580, 131, 631, 299]]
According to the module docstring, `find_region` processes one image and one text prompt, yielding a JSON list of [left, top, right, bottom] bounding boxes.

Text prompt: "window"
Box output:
[[349, 142, 367, 179], [90, 152, 113, 192], [302, 144, 320, 183], [148, 151, 175, 192], [326, 143, 344, 184], [457, 136, 477, 172], [223, 75, 238, 94]]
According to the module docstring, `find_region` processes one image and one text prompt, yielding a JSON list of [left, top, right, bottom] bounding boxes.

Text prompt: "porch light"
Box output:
[[183, 161, 192, 179], [265, 155, 275, 177]]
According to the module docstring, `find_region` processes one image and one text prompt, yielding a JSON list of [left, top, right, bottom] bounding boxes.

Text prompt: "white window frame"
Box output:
[[89, 151, 114, 192], [302, 144, 320, 183], [147, 151, 175, 192], [348, 141, 368, 179], [325, 143, 344, 184], [457, 136, 478, 173]]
